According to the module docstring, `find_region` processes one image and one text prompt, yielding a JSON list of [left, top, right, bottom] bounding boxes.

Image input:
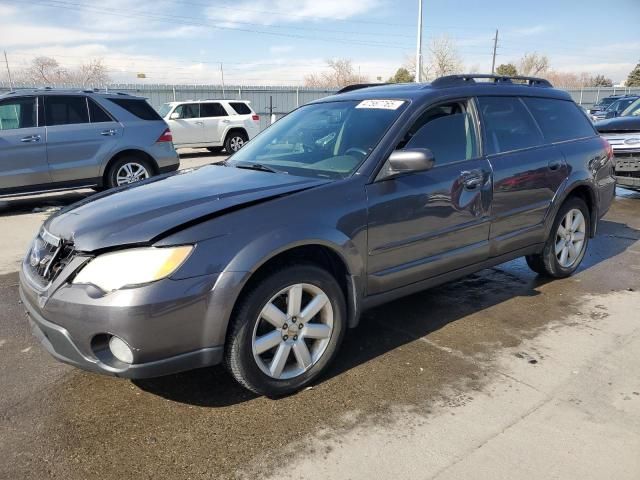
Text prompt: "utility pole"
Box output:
[[4, 51, 14, 89], [415, 0, 423, 82], [220, 62, 226, 99], [491, 29, 499, 74]]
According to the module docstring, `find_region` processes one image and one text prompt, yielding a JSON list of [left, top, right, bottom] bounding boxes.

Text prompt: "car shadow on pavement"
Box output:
[[0, 190, 93, 217], [134, 218, 639, 407], [178, 149, 227, 159]]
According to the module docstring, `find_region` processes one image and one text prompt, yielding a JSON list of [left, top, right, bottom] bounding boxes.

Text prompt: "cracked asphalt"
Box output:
[[0, 181, 639, 480]]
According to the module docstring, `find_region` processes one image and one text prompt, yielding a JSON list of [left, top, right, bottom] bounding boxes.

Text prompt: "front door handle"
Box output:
[[221, 119, 230, 124], [194, 121, 204, 125], [21, 134, 41, 143], [460, 170, 486, 190], [100, 129, 116, 136]]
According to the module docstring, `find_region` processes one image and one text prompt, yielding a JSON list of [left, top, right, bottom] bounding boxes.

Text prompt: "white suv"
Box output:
[[158, 100, 260, 153]]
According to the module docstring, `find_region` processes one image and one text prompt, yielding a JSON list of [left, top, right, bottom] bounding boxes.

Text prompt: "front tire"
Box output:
[[225, 264, 346, 397], [525, 196, 590, 278]]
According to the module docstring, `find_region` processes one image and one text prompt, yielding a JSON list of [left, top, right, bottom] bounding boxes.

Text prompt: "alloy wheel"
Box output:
[[229, 136, 244, 152], [555, 208, 586, 268], [115, 162, 149, 186], [251, 283, 333, 380]]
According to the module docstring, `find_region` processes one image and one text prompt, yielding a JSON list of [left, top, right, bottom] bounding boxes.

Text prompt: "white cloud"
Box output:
[[207, 0, 379, 26], [0, 4, 17, 16]]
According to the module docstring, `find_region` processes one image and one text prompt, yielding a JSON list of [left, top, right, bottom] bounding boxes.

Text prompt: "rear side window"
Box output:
[[45, 96, 89, 126], [477, 96, 543, 155], [523, 98, 595, 143], [88, 98, 114, 123], [228, 102, 252, 115], [0, 97, 36, 130], [200, 103, 228, 117], [108, 98, 162, 120]]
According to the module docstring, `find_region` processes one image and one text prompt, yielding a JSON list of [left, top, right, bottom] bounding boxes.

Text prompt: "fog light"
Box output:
[[109, 336, 133, 364]]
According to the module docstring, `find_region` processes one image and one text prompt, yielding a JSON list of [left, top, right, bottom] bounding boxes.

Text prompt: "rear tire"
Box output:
[[225, 264, 346, 397], [224, 131, 248, 153], [105, 156, 154, 189], [525, 196, 590, 278]]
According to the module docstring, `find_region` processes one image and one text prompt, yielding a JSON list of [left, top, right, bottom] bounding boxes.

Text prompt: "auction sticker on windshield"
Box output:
[[356, 100, 405, 110]]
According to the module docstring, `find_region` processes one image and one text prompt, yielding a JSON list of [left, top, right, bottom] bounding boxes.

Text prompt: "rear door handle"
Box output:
[[548, 160, 563, 171], [21, 134, 41, 143], [194, 121, 204, 125], [460, 170, 486, 190], [221, 119, 230, 124], [100, 129, 117, 136]]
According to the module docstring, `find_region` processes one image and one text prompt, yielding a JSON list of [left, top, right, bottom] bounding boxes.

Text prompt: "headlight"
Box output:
[[73, 246, 193, 292]]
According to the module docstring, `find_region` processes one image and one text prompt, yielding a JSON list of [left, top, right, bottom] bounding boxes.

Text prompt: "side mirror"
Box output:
[[169, 112, 180, 120], [385, 148, 435, 178]]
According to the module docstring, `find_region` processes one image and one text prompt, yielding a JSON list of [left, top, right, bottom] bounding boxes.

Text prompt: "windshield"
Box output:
[[622, 98, 640, 116], [596, 97, 618, 108], [157, 103, 172, 118], [227, 100, 407, 179]]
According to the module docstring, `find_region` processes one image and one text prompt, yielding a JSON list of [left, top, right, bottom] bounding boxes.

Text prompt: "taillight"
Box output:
[[601, 137, 613, 160], [157, 128, 173, 143], [252, 114, 260, 121]]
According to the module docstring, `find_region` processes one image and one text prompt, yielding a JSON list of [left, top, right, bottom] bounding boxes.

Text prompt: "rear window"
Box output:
[[108, 98, 162, 120], [228, 102, 252, 115], [523, 98, 595, 143], [477, 96, 544, 155]]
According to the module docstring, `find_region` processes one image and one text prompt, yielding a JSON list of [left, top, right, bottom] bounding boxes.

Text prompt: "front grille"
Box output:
[[26, 229, 75, 288]]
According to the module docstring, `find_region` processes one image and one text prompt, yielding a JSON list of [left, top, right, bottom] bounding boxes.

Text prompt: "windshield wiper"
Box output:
[[233, 162, 286, 174]]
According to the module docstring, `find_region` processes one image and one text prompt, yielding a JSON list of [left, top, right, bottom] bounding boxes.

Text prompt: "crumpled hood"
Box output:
[[595, 116, 640, 133], [44, 165, 329, 252]]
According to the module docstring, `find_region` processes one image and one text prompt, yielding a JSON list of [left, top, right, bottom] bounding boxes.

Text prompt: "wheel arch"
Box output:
[[100, 149, 159, 186], [226, 234, 366, 333], [548, 181, 598, 238]]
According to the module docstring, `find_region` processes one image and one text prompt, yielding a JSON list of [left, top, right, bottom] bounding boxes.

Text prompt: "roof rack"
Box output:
[[336, 83, 388, 94], [431, 74, 553, 88]]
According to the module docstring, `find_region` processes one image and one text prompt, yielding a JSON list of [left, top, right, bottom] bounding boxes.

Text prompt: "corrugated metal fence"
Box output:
[[2, 83, 639, 131]]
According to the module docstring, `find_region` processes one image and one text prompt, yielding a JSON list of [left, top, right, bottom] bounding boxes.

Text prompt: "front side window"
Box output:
[[523, 97, 595, 143], [622, 98, 640, 117], [227, 100, 407, 178], [45, 95, 89, 126], [200, 103, 227, 117], [0, 97, 36, 131], [175, 103, 199, 119], [477, 96, 544, 155], [396, 100, 478, 166]]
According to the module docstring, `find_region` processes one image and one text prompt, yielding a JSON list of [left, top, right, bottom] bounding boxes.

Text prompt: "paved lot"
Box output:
[[0, 173, 639, 479]]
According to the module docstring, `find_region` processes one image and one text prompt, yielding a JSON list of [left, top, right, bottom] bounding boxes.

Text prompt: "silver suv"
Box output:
[[0, 89, 179, 197]]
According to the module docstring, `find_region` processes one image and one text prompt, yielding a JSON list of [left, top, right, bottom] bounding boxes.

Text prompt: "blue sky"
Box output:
[[0, 0, 638, 85]]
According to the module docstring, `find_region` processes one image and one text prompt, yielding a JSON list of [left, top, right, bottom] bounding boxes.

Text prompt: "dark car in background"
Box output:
[[20, 74, 615, 397], [592, 96, 639, 121], [0, 89, 179, 197], [596, 103, 640, 191], [588, 94, 625, 116]]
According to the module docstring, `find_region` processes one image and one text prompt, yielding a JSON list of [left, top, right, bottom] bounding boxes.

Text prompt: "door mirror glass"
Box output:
[[169, 112, 180, 120], [385, 148, 435, 178]]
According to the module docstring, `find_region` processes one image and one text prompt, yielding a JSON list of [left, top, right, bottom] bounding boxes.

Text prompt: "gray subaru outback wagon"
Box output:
[[0, 89, 179, 197], [20, 75, 616, 397]]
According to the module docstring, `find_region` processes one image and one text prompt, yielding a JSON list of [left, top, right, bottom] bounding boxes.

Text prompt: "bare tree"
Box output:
[[518, 52, 549, 76], [304, 59, 368, 88], [427, 35, 464, 79], [16, 56, 110, 87]]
